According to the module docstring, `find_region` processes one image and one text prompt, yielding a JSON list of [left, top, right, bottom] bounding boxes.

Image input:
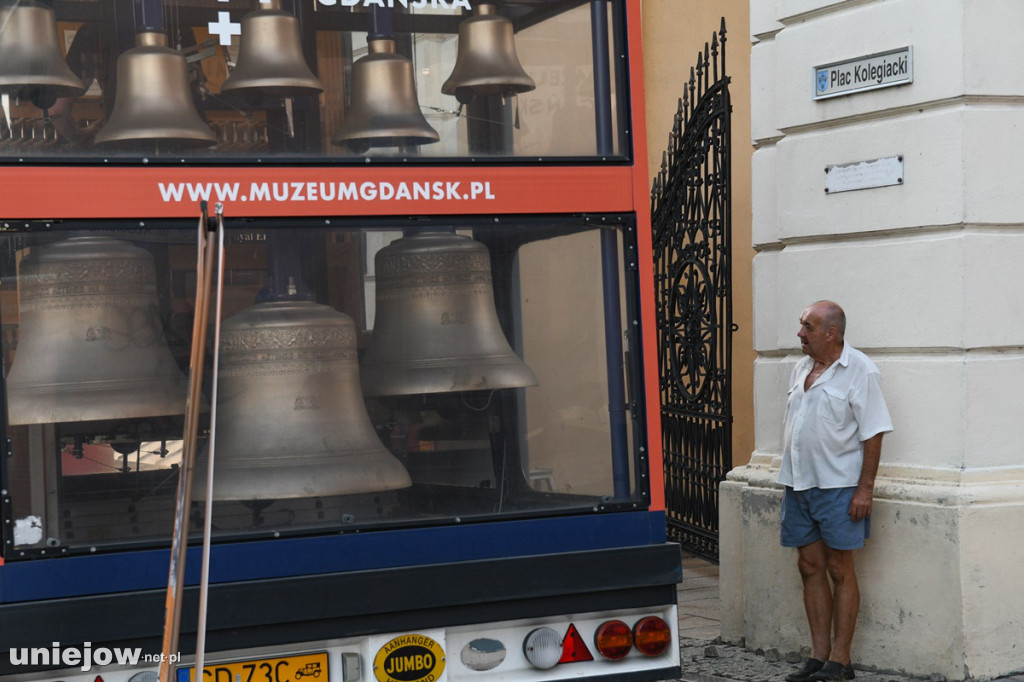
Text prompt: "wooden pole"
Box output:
[[194, 205, 226, 682], [158, 202, 217, 682]]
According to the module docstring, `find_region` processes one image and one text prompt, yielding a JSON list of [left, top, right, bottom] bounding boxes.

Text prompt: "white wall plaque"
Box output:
[[824, 156, 903, 194], [814, 47, 913, 100]]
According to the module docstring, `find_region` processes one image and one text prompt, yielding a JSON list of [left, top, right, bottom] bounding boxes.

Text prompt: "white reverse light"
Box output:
[[523, 627, 562, 670]]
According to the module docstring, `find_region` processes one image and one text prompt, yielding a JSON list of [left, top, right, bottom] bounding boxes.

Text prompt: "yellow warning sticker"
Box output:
[[373, 633, 446, 682]]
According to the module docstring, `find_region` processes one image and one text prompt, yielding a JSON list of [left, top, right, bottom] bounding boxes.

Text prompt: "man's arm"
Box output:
[[849, 432, 883, 521]]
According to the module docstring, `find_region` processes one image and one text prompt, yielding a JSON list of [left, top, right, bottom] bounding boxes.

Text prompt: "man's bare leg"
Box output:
[[824, 547, 859, 665], [797, 539, 833, 662]]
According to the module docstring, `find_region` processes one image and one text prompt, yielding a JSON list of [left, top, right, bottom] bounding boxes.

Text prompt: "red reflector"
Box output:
[[558, 623, 594, 663], [594, 619, 633, 660], [633, 616, 672, 656]]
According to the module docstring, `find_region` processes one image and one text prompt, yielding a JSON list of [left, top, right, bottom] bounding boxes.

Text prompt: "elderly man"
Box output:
[[780, 301, 893, 682]]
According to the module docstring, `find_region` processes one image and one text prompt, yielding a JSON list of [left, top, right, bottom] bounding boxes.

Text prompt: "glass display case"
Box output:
[[0, 4, 681, 682], [0, 216, 646, 555], [0, 0, 629, 162]]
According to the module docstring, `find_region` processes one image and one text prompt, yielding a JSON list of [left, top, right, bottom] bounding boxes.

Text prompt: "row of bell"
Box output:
[[4, 232, 537, 501], [0, 1, 535, 150]]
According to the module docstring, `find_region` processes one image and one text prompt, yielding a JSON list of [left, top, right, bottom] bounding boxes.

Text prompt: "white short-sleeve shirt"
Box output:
[[778, 344, 893, 491]]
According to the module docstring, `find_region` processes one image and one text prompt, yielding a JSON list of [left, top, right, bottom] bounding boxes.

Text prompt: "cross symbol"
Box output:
[[208, 11, 241, 46]]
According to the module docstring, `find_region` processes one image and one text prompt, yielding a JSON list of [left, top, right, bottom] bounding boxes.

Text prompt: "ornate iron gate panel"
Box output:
[[651, 20, 733, 562]]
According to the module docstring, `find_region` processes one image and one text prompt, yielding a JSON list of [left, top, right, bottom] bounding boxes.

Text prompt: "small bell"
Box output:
[[221, 0, 323, 99], [95, 32, 216, 148], [361, 230, 538, 397], [0, 1, 85, 110], [442, 3, 535, 105], [332, 38, 438, 154]]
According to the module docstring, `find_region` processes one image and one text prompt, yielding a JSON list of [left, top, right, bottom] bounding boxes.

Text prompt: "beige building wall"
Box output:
[[641, 0, 756, 468], [722, 1, 1024, 678]]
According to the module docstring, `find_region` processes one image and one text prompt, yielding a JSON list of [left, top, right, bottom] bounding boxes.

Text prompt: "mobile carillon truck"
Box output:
[[0, 2, 680, 682]]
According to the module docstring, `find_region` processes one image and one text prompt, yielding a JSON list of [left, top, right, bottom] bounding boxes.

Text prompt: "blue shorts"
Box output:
[[780, 486, 870, 550]]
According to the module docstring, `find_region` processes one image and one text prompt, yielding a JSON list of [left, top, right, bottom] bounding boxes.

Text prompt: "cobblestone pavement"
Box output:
[[664, 636, 936, 682]]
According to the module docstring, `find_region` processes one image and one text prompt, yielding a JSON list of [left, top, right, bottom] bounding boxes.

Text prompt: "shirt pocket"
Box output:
[[818, 385, 848, 425]]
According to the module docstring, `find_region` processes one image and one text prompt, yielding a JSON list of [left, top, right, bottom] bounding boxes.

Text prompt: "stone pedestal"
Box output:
[[722, 463, 1024, 679]]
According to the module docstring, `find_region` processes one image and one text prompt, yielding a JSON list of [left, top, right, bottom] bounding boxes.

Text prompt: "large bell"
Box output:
[[331, 38, 438, 154], [361, 231, 538, 397], [441, 3, 535, 105], [95, 31, 216, 148], [5, 237, 188, 425], [198, 300, 410, 501], [0, 1, 86, 109], [221, 0, 323, 99]]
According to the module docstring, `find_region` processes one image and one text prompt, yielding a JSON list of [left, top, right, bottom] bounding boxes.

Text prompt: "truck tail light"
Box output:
[[593, 619, 633, 660], [633, 616, 672, 656]]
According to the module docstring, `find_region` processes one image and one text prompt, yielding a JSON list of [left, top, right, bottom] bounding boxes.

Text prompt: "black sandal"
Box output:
[[808, 660, 855, 681], [785, 658, 825, 682]]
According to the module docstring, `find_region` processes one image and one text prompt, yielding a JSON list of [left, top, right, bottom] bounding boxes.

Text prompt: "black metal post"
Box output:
[[591, 0, 630, 502], [134, 0, 164, 32], [368, 5, 394, 40], [259, 234, 314, 302]]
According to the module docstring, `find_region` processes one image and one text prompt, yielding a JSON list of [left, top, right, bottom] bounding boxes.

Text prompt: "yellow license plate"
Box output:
[[176, 652, 328, 682]]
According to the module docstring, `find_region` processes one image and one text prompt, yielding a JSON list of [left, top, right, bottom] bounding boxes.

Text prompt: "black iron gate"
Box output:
[[650, 19, 733, 562]]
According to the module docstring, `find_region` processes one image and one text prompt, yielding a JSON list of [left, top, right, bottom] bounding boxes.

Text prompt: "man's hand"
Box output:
[[848, 485, 873, 521], [849, 432, 884, 521]]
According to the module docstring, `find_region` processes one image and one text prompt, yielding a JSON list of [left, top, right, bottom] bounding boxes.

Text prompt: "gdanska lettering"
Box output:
[[316, 0, 471, 9]]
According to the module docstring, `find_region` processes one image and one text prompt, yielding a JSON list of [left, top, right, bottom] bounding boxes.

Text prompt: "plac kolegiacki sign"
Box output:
[[814, 46, 913, 100]]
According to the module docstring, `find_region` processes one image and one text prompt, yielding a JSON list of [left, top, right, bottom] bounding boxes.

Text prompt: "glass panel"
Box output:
[[0, 1, 626, 162], [0, 230, 198, 552], [0, 218, 643, 554]]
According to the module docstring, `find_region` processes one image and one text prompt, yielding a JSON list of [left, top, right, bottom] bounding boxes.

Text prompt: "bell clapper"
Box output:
[[2, 93, 11, 131], [243, 499, 275, 528], [461, 390, 496, 412], [284, 97, 295, 138], [112, 439, 142, 473]]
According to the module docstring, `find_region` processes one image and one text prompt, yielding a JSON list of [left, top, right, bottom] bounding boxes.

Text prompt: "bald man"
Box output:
[[780, 301, 893, 682]]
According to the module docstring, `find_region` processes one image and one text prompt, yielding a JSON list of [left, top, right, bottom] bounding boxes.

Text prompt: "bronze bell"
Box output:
[[361, 231, 538, 397], [0, 1, 86, 109], [197, 300, 410, 501], [95, 32, 216, 148], [331, 38, 438, 154], [221, 0, 323, 99], [5, 237, 188, 425], [442, 3, 535, 104]]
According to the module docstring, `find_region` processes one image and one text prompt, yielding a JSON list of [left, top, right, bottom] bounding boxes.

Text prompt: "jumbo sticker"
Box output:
[[373, 634, 445, 682]]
